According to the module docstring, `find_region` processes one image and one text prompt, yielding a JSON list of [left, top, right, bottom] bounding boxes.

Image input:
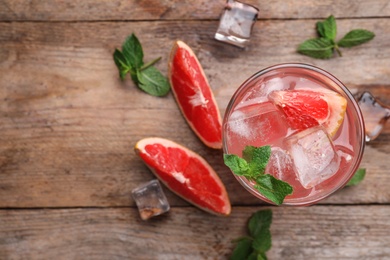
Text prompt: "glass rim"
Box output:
[[222, 62, 366, 206]]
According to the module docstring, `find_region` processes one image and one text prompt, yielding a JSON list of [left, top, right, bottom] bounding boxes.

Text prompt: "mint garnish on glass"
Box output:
[[113, 33, 170, 96], [230, 209, 273, 260], [224, 145, 293, 205], [298, 15, 375, 59]]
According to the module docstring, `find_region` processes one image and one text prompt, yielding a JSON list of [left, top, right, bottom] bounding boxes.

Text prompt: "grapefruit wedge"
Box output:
[[134, 137, 231, 216], [269, 89, 347, 136], [168, 41, 222, 149]]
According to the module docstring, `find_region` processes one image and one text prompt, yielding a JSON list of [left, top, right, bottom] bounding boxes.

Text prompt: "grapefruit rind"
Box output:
[[168, 41, 223, 149], [134, 137, 231, 216]]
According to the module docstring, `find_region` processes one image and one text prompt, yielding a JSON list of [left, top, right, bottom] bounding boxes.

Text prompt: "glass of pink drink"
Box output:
[[223, 63, 365, 206]]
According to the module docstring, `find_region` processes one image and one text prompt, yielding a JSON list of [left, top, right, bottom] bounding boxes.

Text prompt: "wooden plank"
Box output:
[[0, 206, 389, 259], [0, 19, 389, 207], [1, 0, 390, 21]]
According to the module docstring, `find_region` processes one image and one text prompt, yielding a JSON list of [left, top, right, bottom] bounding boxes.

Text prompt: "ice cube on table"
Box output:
[[286, 126, 340, 189], [214, 0, 259, 48], [356, 91, 390, 142], [226, 102, 288, 150], [132, 179, 170, 220]]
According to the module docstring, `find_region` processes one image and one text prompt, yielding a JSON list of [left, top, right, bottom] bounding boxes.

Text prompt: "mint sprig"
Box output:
[[346, 168, 366, 186], [113, 33, 170, 96], [230, 209, 273, 260], [298, 15, 375, 59], [224, 145, 293, 205]]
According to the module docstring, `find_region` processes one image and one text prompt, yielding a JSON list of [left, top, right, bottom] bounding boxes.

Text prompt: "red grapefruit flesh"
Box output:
[[269, 89, 347, 136], [134, 137, 231, 216], [168, 41, 222, 149]]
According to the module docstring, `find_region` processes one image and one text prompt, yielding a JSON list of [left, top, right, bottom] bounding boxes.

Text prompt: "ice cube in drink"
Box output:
[[286, 126, 340, 189], [225, 102, 288, 155]]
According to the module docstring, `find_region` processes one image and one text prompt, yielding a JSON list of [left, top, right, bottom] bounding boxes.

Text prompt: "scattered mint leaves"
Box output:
[[230, 209, 273, 260], [113, 33, 170, 96], [297, 38, 334, 59], [316, 15, 337, 41], [346, 168, 366, 186], [298, 15, 375, 59], [338, 29, 375, 48], [223, 145, 293, 205]]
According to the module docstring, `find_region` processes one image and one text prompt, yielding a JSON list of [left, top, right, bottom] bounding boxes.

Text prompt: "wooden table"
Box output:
[[1, 1, 390, 259]]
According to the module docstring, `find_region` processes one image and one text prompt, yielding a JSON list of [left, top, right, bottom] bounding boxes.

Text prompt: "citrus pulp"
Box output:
[[168, 41, 222, 149], [134, 137, 231, 216]]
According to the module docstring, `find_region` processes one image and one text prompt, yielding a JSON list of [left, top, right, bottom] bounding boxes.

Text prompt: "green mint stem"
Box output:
[[335, 45, 342, 57], [140, 57, 162, 71]]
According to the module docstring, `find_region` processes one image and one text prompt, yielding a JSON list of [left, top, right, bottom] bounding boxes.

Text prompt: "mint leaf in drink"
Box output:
[[346, 168, 366, 186], [298, 15, 375, 59], [254, 174, 293, 205], [243, 146, 271, 177], [338, 29, 375, 47], [223, 154, 250, 176], [223, 145, 293, 205], [137, 66, 171, 97], [113, 33, 171, 96], [230, 210, 273, 260], [297, 38, 334, 59]]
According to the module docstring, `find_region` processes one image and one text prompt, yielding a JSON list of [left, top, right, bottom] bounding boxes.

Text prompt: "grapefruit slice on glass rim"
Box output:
[[168, 41, 222, 149], [269, 89, 347, 136], [134, 137, 231, 216]]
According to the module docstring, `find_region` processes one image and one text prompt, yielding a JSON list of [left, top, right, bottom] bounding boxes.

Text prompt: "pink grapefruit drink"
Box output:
[[223, 63, 365, 206]]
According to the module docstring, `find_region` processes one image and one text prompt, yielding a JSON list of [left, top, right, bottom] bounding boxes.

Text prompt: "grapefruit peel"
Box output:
[[269, 89, 347, 136], [168, 41, 223, 149], [134, 137, 231, 216]]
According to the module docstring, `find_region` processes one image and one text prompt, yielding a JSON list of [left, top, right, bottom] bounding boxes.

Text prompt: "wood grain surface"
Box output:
[[1, 206, 390, 259], [1, 0, 390, 259]]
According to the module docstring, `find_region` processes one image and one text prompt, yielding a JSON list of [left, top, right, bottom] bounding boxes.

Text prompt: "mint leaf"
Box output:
[[230, 210, 273, 260], [122, 33, 144, 69], [137, 66, 170, 96], [224, 145, 293, 205], [113, 33, 171, 97], [297, 38, 334, 59], [245, 251, 258, 260], [113, 49, 131, 80], [318, 15, 337, 41], [338, 29, 375, 47], [243, 146, 271, 177], [248, 209, 272, 238], [230, 237, 253, 260], [257, 252, 268, 260], [298, 15, 375, 59], [316, 21, 326, 38], [224, 154, 250, 176], [254, 174, 293, 205], [346, 168, 366, 186], [252, 230, 271, 253]]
